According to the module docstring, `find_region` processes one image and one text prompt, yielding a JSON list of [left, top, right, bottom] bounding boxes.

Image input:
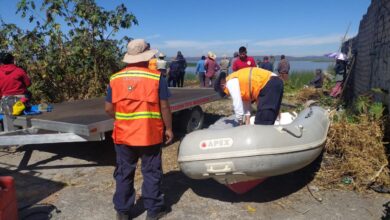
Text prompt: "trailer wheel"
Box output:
[[183, 106, 204, 133]]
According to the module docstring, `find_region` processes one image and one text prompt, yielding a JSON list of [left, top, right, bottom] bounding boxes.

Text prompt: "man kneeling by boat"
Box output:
[[214, 67, 283, 125]]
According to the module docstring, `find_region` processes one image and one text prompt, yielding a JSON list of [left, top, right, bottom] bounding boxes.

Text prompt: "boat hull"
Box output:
[[178, 107, 330, 192]]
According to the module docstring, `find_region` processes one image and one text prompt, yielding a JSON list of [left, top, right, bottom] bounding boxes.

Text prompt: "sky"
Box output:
[[0, 0, 371, 57]]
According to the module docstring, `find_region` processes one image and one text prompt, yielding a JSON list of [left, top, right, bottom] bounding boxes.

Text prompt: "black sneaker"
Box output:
[[116, 212, 131, 220], [145, 208, 168, 220]]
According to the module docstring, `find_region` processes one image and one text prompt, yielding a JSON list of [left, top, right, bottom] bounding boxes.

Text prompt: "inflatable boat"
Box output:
[[178, 106, 330, 194]]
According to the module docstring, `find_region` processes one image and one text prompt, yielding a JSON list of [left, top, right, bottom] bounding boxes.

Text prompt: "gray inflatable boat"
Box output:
[[178, 106, 330, 194]]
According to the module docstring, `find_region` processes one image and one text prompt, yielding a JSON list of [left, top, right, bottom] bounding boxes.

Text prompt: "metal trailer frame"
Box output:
[[0, 88, 220, 146]]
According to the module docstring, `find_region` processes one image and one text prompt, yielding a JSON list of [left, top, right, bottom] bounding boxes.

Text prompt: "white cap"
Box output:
[[336, 53, 347, 61]]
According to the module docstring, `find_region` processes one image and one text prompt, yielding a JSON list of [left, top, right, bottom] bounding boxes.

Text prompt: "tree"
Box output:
[[0, 0, 138, 102]]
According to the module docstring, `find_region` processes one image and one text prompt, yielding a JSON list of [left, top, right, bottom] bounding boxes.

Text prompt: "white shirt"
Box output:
[[226, 78, 251, 121], [157, 59, 167, 70], [226, 72, 278, 122]]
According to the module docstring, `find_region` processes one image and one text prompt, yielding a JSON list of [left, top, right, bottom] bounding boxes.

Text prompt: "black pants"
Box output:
[[177, 71, 185, 87], [254, 76, 284, 125], [168, 75, 178, 87], [113, 144, 164, 216]]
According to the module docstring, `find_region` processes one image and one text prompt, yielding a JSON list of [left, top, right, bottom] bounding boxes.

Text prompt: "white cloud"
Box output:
[[254, 34, 344, 47]]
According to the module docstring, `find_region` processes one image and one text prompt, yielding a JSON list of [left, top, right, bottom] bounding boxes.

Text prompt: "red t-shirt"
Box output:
[[232, 56, 256, 71], [0, 64, 31, 97]]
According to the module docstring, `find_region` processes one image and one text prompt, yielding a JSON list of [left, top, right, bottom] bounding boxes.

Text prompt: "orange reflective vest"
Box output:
[[224, 67, 272, 102], [110, 67, 163, 146], [148, 58, 158, 70]]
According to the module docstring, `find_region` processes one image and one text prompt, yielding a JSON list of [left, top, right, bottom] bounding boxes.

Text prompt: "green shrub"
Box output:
[[284, 71, 315, 93], [1, 0, 138, 102]]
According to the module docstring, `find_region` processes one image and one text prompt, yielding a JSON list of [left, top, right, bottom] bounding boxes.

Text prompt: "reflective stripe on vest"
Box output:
[[110, 70, 160, 81], [115, 111, 161, 120], [224, 67, 272, 102]]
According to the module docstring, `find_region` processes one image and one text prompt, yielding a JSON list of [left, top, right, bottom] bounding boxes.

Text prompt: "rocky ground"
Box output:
[[0, 99, 389, 220]]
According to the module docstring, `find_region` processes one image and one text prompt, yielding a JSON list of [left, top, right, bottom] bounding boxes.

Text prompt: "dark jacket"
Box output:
[[335, 60, 346, 76], [176, 55, 187, 72], [169, 61, 180, 78], [260, 62, 273, 72], [310, 74, 323, 88]]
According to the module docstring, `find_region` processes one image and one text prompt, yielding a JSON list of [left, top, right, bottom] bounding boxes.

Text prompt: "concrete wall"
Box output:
[[344, 0, 390, 106]]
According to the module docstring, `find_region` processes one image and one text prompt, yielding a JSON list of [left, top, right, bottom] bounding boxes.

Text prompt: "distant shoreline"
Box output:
[[170, 56, 333, 63]]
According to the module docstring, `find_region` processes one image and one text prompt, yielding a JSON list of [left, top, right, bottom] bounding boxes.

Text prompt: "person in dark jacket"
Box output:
[[260, 56, 273, 72], [0, 53, 31, 98], [334, 58, 347, 82], [309, 69, 324, 88], [168, 57, 180, 87], [176, 51, 187, 87], [330, 54, 347, 97]]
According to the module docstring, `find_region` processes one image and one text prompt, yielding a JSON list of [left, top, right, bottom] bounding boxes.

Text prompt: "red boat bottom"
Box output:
[[0, 176, 18, 220], [226, 178, 267, 194]]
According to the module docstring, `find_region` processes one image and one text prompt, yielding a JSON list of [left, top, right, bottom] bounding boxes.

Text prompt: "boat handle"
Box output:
[[282, 125, 303, 138], [207, 165, 232, 174]]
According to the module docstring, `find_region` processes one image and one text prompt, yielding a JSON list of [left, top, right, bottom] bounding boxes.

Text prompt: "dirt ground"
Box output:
[[1, 100, 389, 220]]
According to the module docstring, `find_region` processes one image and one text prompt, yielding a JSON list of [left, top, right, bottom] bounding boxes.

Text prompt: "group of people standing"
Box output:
[[195, 46, 291, 88], [194, 51, 228, 87], [148, 51, 188, 88]]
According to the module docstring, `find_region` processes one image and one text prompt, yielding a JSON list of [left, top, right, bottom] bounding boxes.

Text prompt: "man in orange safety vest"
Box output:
[[105, 39, 173, 220]]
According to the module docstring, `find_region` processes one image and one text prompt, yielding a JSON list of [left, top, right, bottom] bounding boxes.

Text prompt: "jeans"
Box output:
[[197, 72, 206, 87]]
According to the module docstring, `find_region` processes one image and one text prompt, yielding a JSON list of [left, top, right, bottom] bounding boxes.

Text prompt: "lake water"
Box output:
[[185, 61, 333, 74]]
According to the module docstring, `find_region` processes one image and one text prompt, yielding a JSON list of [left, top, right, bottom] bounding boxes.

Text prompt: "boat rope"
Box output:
[[282, 125, 303, 138], [305, 107, 313, 118]]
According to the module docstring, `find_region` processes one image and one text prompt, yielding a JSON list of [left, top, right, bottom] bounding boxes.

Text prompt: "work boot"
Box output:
[[145, 207, 168, 220], [116, 212, 131, 220]]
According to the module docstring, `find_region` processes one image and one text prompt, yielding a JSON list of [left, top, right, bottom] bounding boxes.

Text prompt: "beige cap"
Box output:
[[207, 51, 217, 60], [122, 39, 158, 64]]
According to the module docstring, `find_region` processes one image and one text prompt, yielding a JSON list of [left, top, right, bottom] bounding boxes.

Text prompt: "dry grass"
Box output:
[[295, 87, 324, 103], [283, 87, 327, 109], [314, 114, 389, 191], [293, 87, 390, 191]]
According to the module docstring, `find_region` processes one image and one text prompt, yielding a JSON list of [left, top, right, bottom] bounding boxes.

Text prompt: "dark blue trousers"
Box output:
[[254, 76, 284, 125], [113, 144, 164, 216]]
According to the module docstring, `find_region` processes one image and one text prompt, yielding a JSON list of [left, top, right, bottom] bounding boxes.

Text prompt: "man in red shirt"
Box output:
[[0, 53, 31, 98], [232, 46, 256, 71]]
